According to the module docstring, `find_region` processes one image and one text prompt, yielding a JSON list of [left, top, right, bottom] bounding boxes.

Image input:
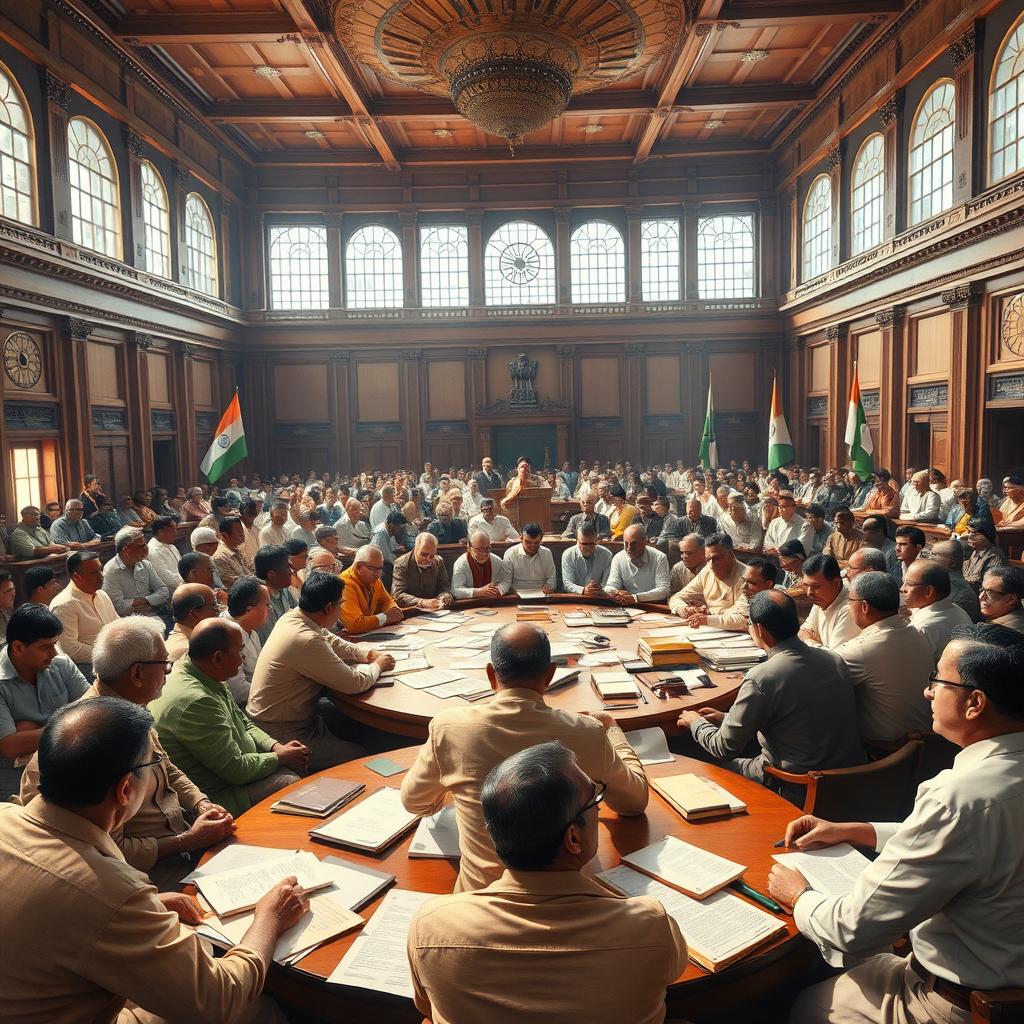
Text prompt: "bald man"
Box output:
[[401, 622, 649, 892], [929, 539, 983, 623], [339, 544, 403, 633], [902, 560, 972, 663], [165, 583, 220, 662], [605, 524, 670, 605], [392, 533, 453, 610], [900, 469, 941, 522]]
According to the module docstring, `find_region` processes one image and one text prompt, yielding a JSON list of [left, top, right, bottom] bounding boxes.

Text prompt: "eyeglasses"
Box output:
[[136, 660, 173, 674], [926, 670, 977, 693], [979, 587, 1009, 598], [130, 751, 166, 773], [562, 780, 607, 831]]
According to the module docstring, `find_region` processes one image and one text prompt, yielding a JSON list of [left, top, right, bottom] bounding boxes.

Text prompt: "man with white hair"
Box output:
[[337, 497, 371, 555], [189, 526, 228, 592], [101, 527, 170, 618], [18, 616, 235, 886], [258, 499, 290, 548], [48, 499, 101, 549], [370, 484, 400, 531], [393, 533, 453, 610], [452, 532, 511, 599], [900, 469, 941, 522]]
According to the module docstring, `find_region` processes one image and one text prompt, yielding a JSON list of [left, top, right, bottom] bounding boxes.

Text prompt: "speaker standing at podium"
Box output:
[[501, 458, 550, 513]]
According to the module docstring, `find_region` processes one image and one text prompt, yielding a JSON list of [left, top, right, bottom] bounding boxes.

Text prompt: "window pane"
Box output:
[[184, 193, 218, 296], [0, 62, 35, 227], [851, 134, 885, 255], [12, 446, 41, 512], [698, 214, 756, 298], [268, 224, 330, 310], [570, 220, 625, 303], [345, 225, 403, 308], [802, 177, 832, 281], [909, 81, 955, 225], [67, 118, 121, 258], [484, 220, 556, 305], [990, 18, 1024, 183], [139, 161, 171, 278], [640, 218, 680, 301], [419, 225, 469, 307]]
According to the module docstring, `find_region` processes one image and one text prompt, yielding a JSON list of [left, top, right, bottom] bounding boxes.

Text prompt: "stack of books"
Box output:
[[651, 773, 747, 821], [309, 787, 421, 854], [590, 608, 633, 628], [637, 634, 700, 669], [271, 778, 365, 818], [696, 643, 765, 671]]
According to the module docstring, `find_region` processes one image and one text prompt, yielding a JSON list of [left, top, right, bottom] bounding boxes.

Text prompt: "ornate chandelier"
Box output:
[[334, 0, 683, 151]]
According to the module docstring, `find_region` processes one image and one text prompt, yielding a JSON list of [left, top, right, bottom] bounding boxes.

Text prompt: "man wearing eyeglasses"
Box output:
[[901, 560, 972, 663], [165, 583, 221, 662], [769, 623, 1024, 1024], [401, 623, 649, 893], [18, 616, 234, 886], [339, 544, 404, 633], [408, 741, 685, 1024], [979, 566, 1024, 635]]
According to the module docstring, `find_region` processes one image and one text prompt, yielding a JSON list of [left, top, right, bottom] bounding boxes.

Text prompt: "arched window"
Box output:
[[640, 218, 680, 301], [345, 224, 403, 308], [0, 60, 36, 226], [990, 14, 1024, 183], [419, 225, 469, 307], [697, 214, 755, 298], [570, 220, 625, 303], [67, 117, 121, 258], [183, 192, 218, 296], [484, 220, 556, 305], [268, 224, 329, 310], [139, 161, 170, 278], [909, 80, 955, 225], [802, 175, 832, 281], [851, 134, 885, 255]]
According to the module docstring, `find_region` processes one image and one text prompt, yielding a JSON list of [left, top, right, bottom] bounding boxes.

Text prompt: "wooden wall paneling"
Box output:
[[175, 345, 198, 485], [645, 353, 682, 416], [273, 362, 330, 422], [329, 353, 352, 472], [623, 344, 644, 459], [244, 209, 266, 311], [124, 334, 154, 488], [912, 310, 953, 377], [880, 92, 902, 239], [787, 186, 799, 293], [54, 319, 93, 498], [682, 342, 704, 465], [401, 350, 423, 466], [467, 348, 488, 462], [708, 352, 757, 413], [944, 285, 984, 482], [356, 360, 401, 423], [856, 329, 883, 386], [126, 130, 146, 270], [828, 143, 843, 268], [427, 360, 467, 421], [579, 356, 620, 417], [40, 71, 72, 242], [950, 23, 979, 208], [760, 197, 778, 301], [829, 325, 850, 469]]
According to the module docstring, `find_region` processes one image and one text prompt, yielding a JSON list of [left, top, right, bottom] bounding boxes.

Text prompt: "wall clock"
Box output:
[[3, 332, 42, 389]]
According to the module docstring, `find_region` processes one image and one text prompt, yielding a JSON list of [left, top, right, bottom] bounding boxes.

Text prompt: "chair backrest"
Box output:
[[803, 740, 923, 821], [971, 987, 1024, 1022], [908, 730, 958, 783]]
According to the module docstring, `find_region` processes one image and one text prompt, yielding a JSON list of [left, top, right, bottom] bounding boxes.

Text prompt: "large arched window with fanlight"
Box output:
[[67, 117, 121, 258], [345, 224, 403, 308], [184, 192, 218, 296], [802, 175, 832, 281], [139, 160, 171, 278], [990, 12, 1024, 184], [909, 80, 955, 225], [570, 220, 625, 303], [484, 220, 556, 306], [0, 60, 36, 226], [851, 134, 885, 255]]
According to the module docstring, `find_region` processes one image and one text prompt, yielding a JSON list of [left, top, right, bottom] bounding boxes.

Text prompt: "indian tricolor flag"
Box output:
[[200, 391, 248, 483], [767, 376, 795, 471], [845, 363, 874, 480]]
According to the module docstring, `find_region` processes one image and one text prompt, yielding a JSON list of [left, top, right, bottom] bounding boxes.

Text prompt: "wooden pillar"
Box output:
[[218, 200, 233, 304], [125, 333, 155, 487], [943, 284, 983, 483], [682, 203, 699, 300], [879, 93, 902, 241], [827, 146, 843, 268], [40, 70, 72, 241], [326, 214, 344, 308], [683, 341, 704, 459], [243, 205, 265, 309], [826, 323, 849, 467], [786, 336, 805, 459], [625, 206, 643, 304], [554, 208, 571, 307], [175, 344, 199, 485], [949, 25, 978, 206], [466, 210, 485, 308], [400, 349, 423, 466], [875, 307, 906, 474], [467, 347, 488, 462], [623, 344, 644, 459], [124, 129, 145, 269], [329, 352, 352, 472], [787, 185, 799, 291], [58, 318, 96, 497], [759, 196, 778, 300], [399, 211, 418, 310], [173, 164, 192, 286]]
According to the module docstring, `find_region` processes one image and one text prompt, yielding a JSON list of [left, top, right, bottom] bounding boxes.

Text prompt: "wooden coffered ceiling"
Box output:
[[83, 0, 906, 168]]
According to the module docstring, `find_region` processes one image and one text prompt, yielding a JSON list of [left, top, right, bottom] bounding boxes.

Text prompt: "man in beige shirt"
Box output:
[[51, 551, 118, 677], [246, 572, 394, 771], [18, 616, 235, 887], [408, 740, 685, 1024], [669, 531, 748, 630], [401, 622, 649, 892], [0, 696, 307, 1024], [822, 508, 865, 566], [165, 583, 220, 662], [213, 516, 255, 590], [668, 532, 707, 595]]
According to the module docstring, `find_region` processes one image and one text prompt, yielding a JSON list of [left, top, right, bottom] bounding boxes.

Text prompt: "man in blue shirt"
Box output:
[[48, 499, 101, 550]]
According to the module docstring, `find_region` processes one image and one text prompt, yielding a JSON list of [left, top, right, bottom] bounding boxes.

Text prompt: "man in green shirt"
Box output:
[[9, 507, 66, 560], [148, 618, 309, 816]]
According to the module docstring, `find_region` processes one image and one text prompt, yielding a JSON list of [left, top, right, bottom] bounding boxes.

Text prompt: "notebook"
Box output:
[[591, 671, 641, 701], [309, 788, 421, 854], [194, 850, 334, 918], [652, 774, 746, 821], [270, 778, 365, 818], [621, 836, 745, 899]]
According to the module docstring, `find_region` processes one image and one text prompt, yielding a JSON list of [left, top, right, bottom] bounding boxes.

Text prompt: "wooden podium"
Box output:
[[488, 486, 553, 533]]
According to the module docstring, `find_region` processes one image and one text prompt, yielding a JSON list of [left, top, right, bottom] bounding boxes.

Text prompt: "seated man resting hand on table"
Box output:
[[668, 531, 749, 630], [408, 741, 685, 1024], [561, 524, 613, 597], [392, 533, 453, 611], [502, 523, 556, 596], [0, 697, 304, 1024], [339, 544, 404, 633], [401, 623, 649, 892], [605, 524, 670, 606], [451, 531, 512, 600], [769, 624, 1024, 1024]]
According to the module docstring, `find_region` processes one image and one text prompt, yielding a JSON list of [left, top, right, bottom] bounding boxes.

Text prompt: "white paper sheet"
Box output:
[[771, 843, 872, 897], [425, 678, 492, 699], [182, 844, 297, 884], [415, 619, 464, 633], [622, 836, 744, 899], [396, 668, 466, 689], [624, 727, 675, 765], [194, 851, 332, 918], [408, 806, 460, 858], [313, 788, 420, 850]]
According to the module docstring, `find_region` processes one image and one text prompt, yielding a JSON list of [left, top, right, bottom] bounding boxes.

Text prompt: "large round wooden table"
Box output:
[[218, 748, 815, 1023], [335, 596, 749, 739]]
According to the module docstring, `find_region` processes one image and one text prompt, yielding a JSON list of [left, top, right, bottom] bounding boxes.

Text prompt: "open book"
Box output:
[[771, 843, 872, 897], [621, 835, 745, 899], [193, 850, 334, 918], [310, 787, 421, 853]]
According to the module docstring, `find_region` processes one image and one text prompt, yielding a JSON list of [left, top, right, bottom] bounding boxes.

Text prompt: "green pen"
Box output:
[[730, 879, 784, 914]]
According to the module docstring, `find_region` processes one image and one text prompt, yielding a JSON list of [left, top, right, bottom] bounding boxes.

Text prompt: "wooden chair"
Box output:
[[971, 988, 1024, 1022], [763, 740, 923, 821], [865, 730, 958, 786]]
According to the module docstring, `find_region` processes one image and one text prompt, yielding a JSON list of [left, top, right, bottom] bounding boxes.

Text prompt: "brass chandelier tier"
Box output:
[[334, 0, 684, 148]]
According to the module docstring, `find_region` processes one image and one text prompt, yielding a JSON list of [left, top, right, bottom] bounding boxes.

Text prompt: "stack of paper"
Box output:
[[651, 774, 746, 821], [426, 678, 493, 700], [194, 851, 335, 918], [771, 843, 872, 897], [621, 836, 745, 899], [598, 865, 786, 972], [327, 889, 436, 997], [592, 670, 641, 701], [409, 805, 461, 859], [396, 668, 466, 690], [310, 788, 421, 853], [578, 651, 623, 667], [183, 844, 297, 884]]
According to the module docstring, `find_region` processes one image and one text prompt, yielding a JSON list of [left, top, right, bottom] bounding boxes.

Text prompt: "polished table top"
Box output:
[[335, 597, 748, 739], [214, 746, 809, 1018]]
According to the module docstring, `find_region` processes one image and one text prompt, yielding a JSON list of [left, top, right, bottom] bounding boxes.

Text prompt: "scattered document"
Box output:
[[468, 623, 502, 634], [310, 787, 420, 853], [327, 889, 436, 997], [427, 678, 493, 700], [622, 835, 745, 899], [409, 806, 461, 859], [377, 636, 430, 652], [624, 727, 675, 765], [449, 654, 492, 670], [516, 589, 547, 601], [771, 843, 872, 897], [381, 656, 431, 677], [599, 865, 786, 972], [182, 844, 296, 884], [415, 619, 465, 633], [194, 851, 333, 918], [319, 856, 395, 910], [396, 668, 466, 690], [578, 651, 623, 667]]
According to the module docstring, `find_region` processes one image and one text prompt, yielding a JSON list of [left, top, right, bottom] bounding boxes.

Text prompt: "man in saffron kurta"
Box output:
[[339, 545, 403, 634]]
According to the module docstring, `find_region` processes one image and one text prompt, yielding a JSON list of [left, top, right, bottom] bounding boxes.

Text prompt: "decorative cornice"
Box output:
[[399, 348, 422, 360], [180, 343, 196, 358], [131, 332, 155, 350], [63, 317, 95, 341], [554, 207, 572, 225], [874, 306, 905, 327], [124, 128, 145, 158], [941, 282, 980, 308], [40, 69, 71, 111], [329, 350, 350, 362], [825, 324, 842, 342], [624, 343, 646, 355], [948, 27, 976, 70], [556, 345, 576, 356], [878, 94, 901, 127], [174, 163, 194, 191], [464, 210, 484, 227], [398, 211, 417, 229], [826, 148, 841, 172], [466, 348, 487, 358]]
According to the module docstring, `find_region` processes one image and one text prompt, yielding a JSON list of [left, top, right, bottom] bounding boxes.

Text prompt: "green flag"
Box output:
[[699, 379, 718, 470], [845, 364, 874, 480]]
